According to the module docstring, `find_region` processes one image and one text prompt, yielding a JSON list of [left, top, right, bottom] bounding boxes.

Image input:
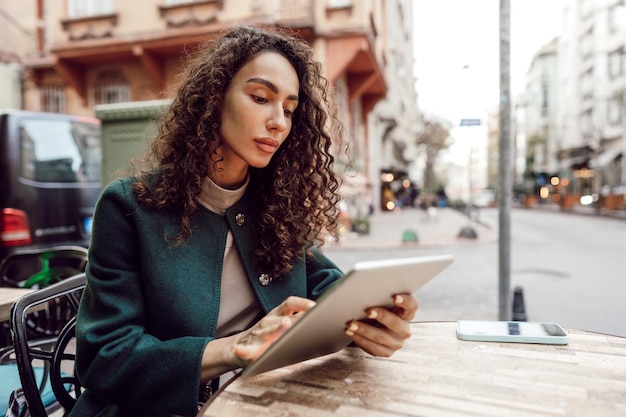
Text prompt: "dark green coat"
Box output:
[[70, 177, 343, 417]]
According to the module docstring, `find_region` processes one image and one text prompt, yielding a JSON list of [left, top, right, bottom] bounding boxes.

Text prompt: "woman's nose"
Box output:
[[267, 108, 288, 132]]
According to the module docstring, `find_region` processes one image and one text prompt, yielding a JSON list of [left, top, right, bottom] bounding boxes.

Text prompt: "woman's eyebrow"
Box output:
[[246, 77, 299, 101]]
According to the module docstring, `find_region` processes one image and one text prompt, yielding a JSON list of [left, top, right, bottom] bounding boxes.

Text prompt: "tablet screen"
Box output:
[[241, 253, 454, 378]]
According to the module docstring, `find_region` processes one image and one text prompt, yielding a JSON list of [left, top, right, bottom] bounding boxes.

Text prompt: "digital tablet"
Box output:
[[240, 254, 454, 378]]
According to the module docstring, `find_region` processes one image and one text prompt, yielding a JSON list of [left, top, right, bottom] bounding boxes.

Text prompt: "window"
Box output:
[[608, 2, 626, 34], [20, 119, 101, 183], [580, 110, 593, 140], [540, 82, 549, 117], [580, 70, 593, 101], [328, 0, 352, 9], [608, 96, 623, 127], [94, 69, 130, 105], [164, 0, 211, 5], [608, 47, 624, 80], [40, 86, 66, 113], [333, 78, 350, 130], [67, 0, 114, 18], [580, 0, 594, 18], [580, 30, 593, 61]]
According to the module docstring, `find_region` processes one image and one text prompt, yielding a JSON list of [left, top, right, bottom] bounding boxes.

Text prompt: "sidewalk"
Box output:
[[329, 207, 497, 250], [330, 202, 626, 251], [531, 201, 626, 220]]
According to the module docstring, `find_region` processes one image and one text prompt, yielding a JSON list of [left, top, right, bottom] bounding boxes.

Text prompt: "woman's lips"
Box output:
[[254, 137, 280, 153]]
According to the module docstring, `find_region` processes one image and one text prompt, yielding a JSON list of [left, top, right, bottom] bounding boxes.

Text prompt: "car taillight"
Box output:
[[1, 208, 32, 247]]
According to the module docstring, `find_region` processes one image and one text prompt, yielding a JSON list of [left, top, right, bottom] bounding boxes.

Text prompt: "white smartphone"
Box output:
[[456, 320, 569, 345]]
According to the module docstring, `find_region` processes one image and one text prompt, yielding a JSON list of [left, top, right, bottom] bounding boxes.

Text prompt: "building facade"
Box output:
[[0, 0, 38, 108], [2, 0, 421, 220], [517, 0, 625, 209], [368, 0, 419, 212], [558, 0, 625, 206], [519, 38, 561, 199]]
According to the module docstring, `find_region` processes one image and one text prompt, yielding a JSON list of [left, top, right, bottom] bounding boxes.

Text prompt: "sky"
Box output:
[[412, 0, 565, 125]]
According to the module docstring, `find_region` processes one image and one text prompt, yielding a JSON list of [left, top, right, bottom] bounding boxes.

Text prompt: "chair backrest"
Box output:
[[0, 246, 88, 347], [10, 273, 86, 417], [0, 246, 88, 289], [51, 316, 80, 412]]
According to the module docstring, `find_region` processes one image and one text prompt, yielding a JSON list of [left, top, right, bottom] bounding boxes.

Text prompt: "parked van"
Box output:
[[0, 110, 101, 263]]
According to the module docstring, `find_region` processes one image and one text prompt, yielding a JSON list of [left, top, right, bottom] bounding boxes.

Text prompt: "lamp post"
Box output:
[[463, 65, 473, 215], [457, 65, 480, 240], [498, 0, 513, 321]]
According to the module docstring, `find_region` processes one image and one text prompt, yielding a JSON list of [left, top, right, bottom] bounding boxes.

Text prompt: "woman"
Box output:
[[71, 25, 418, 417]]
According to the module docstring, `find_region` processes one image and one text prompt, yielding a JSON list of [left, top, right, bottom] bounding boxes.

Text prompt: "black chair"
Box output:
[[0, 246, 88, 289], [0, 246, 88, 347], [1, 338, 59, 416], [3, 273, 86, 417]]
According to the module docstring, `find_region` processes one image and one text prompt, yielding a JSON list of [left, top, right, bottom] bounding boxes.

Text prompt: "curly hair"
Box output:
[[131, 25, 345, 278]]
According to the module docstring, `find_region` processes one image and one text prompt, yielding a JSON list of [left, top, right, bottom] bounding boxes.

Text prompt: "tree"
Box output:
[[523, 133, 544, 181], [522, 133, 546, 197], [415, 115, 452, 199]]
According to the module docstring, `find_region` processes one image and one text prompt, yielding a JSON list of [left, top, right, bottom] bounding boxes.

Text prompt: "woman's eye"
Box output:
[[284, 109, 293, 118], [252, 95, 268, 104]]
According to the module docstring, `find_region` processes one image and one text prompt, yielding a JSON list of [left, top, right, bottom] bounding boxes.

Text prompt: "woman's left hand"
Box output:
[[345, 293, 418, 357]]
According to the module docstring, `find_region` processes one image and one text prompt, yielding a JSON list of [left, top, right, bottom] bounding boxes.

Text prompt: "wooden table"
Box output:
[[0, 287, 36, 322], [199, 322, 626, 417]]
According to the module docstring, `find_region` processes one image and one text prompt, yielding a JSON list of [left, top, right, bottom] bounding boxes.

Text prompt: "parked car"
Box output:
[[473, 189, 496, 208], [0, 110, 101, 274]]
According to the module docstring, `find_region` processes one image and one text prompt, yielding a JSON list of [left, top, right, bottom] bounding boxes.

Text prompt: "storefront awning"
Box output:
[[557, 145, 593, 160], [592, 148, 623, 168]]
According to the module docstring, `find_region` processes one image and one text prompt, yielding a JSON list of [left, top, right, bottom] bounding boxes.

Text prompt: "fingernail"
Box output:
[[394, 295, 404, 304], [349, 322, 359, 332], [367, 309, 378, 319]]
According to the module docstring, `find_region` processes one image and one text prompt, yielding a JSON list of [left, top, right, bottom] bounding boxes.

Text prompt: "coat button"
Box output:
[[235, 213, 245, 227], [259, 273, 272, 286]]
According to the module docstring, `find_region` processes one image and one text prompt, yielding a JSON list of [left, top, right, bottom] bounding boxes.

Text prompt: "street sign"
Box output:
[[460, 119, 481, 126]]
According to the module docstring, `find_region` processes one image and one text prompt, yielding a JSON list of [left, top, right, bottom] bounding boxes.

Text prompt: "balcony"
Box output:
[[158, 0, 223, 28], [61, 13, 118, 41], [278, 0, 315, 29]]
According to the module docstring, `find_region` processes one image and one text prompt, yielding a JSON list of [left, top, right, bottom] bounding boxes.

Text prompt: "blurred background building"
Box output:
[[0, 1, 37, 109], [2, 0, 625, 216], [0, 0, 421, 225], [515, 0, 625, 210]]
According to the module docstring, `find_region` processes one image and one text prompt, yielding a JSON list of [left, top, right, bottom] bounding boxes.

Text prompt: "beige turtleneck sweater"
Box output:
[[197, 176, 262, 338]]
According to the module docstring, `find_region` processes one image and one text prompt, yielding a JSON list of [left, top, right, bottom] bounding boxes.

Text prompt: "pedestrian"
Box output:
[[70, 25, 419, 417]]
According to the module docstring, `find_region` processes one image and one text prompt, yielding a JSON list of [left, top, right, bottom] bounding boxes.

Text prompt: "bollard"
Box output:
[[401, 229, 419, 243], [512, 286, 527, 321], [457, 226, 477, 239]]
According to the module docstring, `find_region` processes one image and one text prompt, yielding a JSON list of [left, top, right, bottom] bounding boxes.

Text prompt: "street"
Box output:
[[323, 207, 626, 337]]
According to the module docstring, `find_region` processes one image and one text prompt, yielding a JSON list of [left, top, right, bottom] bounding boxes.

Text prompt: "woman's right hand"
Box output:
[[200, 296, 315, 382], [233, 296, 316, 364]]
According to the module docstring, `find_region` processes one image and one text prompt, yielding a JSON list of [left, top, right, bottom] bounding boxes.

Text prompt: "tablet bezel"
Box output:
[[240, 254, 454, 378]]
